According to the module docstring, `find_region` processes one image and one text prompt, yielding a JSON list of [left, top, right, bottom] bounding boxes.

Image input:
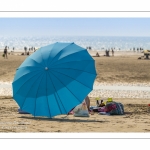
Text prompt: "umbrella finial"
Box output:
[[45, 67, 48, 70]]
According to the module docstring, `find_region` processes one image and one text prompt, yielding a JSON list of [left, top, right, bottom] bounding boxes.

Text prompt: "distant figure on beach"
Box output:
[[107, 50, 110, 56], [89, 46, 92, 50], [96, 52, 100, 57], [140, 47, 142, 52], [27, 51, 30, 55], [105, 49, 108, 56], [112, 49, 114, 56], [3, 46, 8, 59], [13, 47, 15, 51], [105, 49, 110, 57], [105, 49, 110, 56], [24, 47, 27, 55], [105, 49, 107, 56]]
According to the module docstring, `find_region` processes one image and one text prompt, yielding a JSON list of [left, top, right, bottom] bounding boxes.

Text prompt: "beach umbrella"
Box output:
[[12, 42, 97, 118]]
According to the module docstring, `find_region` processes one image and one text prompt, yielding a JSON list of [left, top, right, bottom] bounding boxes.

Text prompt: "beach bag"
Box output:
[[2, 53, 4, 57], [104, 102, 124, 115], [73, 101, 89, 117], [104, 97, 113, 105]]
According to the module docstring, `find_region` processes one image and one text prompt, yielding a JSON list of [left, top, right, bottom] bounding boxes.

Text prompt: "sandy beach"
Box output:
[[0, 50, 150, 132]]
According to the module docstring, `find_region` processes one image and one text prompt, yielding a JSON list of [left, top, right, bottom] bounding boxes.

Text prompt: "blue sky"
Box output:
[[0, 18, 150, 37]]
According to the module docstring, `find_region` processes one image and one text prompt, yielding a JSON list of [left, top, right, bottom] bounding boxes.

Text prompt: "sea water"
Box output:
[[0, 36, 150, 51]]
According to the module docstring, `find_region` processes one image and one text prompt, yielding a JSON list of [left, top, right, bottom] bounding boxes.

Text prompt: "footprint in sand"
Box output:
[[127, 125, 135, 128], [144, 129, 150, 132]]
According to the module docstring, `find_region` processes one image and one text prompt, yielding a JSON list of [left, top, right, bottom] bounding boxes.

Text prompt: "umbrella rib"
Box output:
[[29, 57, 45, 68], [39, 48, 47, 67], [33, 73, 45, 117], [45, 72, 51, 118], [51, 67, 96, 75], [50, 71, 83, 104], [49, 49, 87, 66], [48, 43, 73, 66], [47, 43, 57, 66], [47, 71, 67, 115], [51, 60, 93, 68], [20, 72, 44, 109], [13, 70, 43, 95], [18, 66, 42, 70], [50, 69, 94, 90]]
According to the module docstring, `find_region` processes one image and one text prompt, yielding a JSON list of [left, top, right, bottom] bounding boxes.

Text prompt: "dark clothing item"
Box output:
[[4, 49, 7, 53]]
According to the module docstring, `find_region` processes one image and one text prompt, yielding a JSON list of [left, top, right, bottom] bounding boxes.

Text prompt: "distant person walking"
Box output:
[[24, 47, 27, 55], [112, 49, 114, 56], [140, 47, 142, 52], [107, 50, 110, 56], [105, 49, 108, 56], [3, 46, 8, 59]]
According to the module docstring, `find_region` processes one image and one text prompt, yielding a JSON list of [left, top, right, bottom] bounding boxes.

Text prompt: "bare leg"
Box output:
[[85, 96, 90, 111]]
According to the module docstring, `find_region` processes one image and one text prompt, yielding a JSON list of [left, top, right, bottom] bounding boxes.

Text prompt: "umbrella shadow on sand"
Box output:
[[18, 116, 109, 123]]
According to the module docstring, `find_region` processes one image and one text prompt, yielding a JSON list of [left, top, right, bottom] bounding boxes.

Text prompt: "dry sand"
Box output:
[[0, 50, 150, 132]]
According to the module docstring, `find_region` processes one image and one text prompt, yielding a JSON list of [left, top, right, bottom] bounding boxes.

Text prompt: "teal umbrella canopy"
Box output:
[[12, 42, 97, 118]]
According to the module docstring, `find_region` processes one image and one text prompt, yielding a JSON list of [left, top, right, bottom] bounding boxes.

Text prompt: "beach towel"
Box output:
[[104, 102, 124, 115], [73, 101, 89, 117], [90, 106, 105, 112], [99, 112, 110, 115], [104, 97, 113, 105]]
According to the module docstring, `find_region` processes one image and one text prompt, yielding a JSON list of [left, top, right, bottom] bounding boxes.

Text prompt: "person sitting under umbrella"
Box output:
[[85, 96, 90, 111], [68, 96, 91, 115]]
